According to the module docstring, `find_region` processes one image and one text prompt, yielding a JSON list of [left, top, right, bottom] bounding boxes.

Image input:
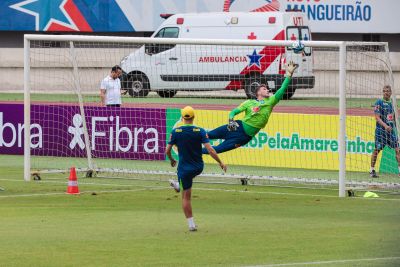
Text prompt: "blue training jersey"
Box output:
[[168, 125, 209, 171], [374, 98, 395, 131]]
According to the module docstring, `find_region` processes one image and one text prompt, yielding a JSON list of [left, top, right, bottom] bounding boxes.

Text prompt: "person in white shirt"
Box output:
[[100, 65, 123, 107]]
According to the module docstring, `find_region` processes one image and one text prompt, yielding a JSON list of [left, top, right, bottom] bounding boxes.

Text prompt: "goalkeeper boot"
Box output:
[[369, 170, 378, 178], [169, 179, 180, 193]]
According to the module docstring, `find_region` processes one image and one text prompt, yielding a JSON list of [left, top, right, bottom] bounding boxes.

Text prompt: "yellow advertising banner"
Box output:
[[188, 109, 377, 172]]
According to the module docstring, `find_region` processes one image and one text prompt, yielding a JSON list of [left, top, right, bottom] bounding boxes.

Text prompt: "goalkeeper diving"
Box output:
[[202, 61, 298, 154]]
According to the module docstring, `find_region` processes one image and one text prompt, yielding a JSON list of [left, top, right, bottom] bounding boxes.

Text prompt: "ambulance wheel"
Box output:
[[157, 90, 177, 98], [244, 76, 261, 99], [127, 73, 150, 97]]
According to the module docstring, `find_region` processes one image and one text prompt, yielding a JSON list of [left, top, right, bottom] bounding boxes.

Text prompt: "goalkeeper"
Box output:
[[202, 61, 298, 154]]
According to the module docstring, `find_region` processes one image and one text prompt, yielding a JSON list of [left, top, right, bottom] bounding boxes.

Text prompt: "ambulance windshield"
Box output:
[[286, 26, 311, 56]]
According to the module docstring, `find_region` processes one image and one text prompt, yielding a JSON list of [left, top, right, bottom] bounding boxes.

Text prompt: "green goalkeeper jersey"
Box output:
[[229, 77, 291, 137]]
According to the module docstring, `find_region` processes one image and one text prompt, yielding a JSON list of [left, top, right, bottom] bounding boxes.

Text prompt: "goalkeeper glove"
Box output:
[[227, 119, 239, 131], [286, 61, 299, 77]]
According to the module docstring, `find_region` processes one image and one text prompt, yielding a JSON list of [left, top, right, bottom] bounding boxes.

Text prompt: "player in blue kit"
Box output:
[[370, 85, 400, 177], [166, 106, 227, 231]]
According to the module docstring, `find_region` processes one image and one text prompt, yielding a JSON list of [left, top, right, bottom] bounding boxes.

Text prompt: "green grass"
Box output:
[[0, 92, 392, 108], [0, 155, 399, 266]]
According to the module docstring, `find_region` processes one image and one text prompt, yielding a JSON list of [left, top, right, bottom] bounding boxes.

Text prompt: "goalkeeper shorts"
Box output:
[[202, 120, 253, 154]]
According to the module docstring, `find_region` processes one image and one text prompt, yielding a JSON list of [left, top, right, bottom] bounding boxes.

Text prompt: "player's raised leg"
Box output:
[[202, 121, 252, 154], [203, 137, 249, 154], [206, 123, 230, 139]]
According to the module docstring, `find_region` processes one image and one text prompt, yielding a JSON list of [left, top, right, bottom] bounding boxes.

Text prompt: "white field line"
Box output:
[[0, 187, 167, 198], [0, 178, 154, 187], [195, 187, 400, 201], [244, 256, 400, 267], [0, 178, 400, 201]]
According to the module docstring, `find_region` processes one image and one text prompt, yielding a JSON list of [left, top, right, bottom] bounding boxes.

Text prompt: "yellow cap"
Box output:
[[181, 106, 195, 119]]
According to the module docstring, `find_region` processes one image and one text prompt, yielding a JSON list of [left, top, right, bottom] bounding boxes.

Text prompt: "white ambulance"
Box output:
[[120, 12, 314, 99]]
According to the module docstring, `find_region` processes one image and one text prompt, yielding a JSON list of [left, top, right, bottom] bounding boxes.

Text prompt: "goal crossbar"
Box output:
[[24, 34, 347, 48]]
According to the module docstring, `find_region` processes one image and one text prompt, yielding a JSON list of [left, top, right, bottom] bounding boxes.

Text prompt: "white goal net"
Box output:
[[22, 35, 399, 196]]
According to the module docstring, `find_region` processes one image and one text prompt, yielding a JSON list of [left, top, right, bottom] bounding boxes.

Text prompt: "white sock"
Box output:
[[370, 167, 375, 172], [398, 166, 400, 173], [187, 217, 195, 228]]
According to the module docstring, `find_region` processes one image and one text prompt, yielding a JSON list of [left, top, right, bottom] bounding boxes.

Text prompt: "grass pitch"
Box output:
[[1, 92, 399, 266], [0, 155, 399, 266]]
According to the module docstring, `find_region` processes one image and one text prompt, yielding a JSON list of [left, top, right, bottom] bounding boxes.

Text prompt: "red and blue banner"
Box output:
[[0, 0, 134, 32], [0, 0, 398, 34]]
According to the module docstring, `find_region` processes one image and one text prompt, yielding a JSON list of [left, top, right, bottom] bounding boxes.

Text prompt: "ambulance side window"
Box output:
[[162, 27, 179, 38], [146, 27, 179, 55]]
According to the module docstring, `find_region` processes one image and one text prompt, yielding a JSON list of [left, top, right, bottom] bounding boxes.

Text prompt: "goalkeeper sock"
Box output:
[[187, 217, 196, 228], [370, 167, 375, 172]]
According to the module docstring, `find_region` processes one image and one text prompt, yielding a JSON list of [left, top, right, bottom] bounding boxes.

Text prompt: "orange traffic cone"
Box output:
[[66, 167, 80, 194]]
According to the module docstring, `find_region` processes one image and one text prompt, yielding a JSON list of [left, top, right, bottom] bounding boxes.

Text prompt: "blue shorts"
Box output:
[[202, 120, 253, 154], [177, 168, 203, 190], [375, 129, 399, 150]]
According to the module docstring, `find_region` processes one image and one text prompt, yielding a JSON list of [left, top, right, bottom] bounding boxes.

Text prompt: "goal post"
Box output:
[[22, 34, 398, 196], [24, 36, 31, 182], [384, 44, 400, 143], [69, 41, 94, 171], [338, 42, 346, 198]]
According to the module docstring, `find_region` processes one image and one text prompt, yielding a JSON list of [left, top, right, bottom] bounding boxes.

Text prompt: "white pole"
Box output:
[[23, 36, 31, 181], [69, 41, 94, 171], [338, 42, 346, 197], [384, 45, 400, 142]]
